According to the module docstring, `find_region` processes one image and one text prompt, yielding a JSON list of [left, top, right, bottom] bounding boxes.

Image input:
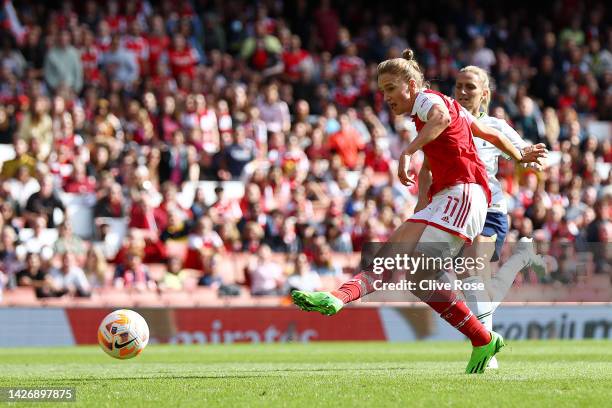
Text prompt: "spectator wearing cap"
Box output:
[[43, 30, 83, 94]]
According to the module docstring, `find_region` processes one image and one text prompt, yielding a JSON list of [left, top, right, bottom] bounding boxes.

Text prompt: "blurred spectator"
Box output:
[[24, 174, 65, 228], [0, 226, 21, 288], [22, 215, 55, 254], [17, 96, 52, 161], [94, 182, 127, 218], [16, 252, 58, 298], [53, 221, 86, 259], [311, 242, 342, 276], [83, 246, 110, 289], [247, 244, 285, 296], [49, 252, 91, 297], [4, 165, 40, 210], [328, 114, 365, 170], [43, 30, 83, 93], [113, 252, 156, 291], [197, 250, 223, 288], [240, 20, 283, 76], [257, 83, 290, 133], [0, 138, 36, 180], [286, 253, 322, 292], [219, 126, 255, 180], [101, 34, 139, 89], [160, 256, 191, 291]]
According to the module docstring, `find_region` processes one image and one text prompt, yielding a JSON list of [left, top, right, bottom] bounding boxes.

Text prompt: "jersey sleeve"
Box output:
[[413, 92, 449, 122], [460, 106, 476, 127], [499, 120, 529, 159]]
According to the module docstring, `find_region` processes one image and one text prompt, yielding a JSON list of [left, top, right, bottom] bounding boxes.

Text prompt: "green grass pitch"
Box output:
[[0, 341, 610, 407]]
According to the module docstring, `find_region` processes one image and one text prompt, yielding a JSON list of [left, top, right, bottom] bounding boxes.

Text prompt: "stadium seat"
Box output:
[[99, 290, 135, 307], [60, 193, 96, 239], [191, 287, 220, 306], [2, 287, 38, 306], [160, 290, 196, 307]]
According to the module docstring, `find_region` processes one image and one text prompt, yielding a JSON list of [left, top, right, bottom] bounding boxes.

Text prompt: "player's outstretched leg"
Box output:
[[291, 291, 344, 316], [466, 331, 506, 374], [292, 222, 427, 315], [490, 237, 546, 310]]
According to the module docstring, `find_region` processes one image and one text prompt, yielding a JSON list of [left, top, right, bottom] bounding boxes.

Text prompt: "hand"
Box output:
[[522, 161, 544, 171], [397, 150, 416, 186], [520, 143, 548, 164]]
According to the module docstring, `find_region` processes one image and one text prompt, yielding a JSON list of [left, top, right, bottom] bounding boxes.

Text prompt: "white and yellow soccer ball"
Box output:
[[98, 309, 149, 359]]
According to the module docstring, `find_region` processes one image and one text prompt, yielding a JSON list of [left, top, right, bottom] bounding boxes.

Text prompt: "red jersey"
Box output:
[[411, 89, 491, 203], [168, 47, 198, 78], [81, 46, 101, 82], [146, 35, 169, 72]]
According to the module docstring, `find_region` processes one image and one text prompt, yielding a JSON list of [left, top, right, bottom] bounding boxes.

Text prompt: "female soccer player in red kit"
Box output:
[[292, 49, 546, 373]]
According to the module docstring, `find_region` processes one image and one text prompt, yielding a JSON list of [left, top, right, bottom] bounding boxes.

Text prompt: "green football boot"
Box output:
[[466, 331, 505, 374], [291, 291, 344, 316]]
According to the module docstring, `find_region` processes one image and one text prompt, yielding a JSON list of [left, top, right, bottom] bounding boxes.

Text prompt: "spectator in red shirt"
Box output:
[[282, 34, 312, 82], [63, 159, 96, 193], [168, 33, 199, 79], [327, 114, 365, 170]]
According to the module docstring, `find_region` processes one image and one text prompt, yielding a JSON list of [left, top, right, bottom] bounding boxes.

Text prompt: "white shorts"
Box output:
[[409, 183, 488, 246]]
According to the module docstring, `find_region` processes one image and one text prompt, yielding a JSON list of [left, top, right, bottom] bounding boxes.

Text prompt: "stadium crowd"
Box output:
[[0, 0, 610, 302]]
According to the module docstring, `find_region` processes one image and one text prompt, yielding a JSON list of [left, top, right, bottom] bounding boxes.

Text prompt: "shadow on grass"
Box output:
[[25, 366, 415, 382]]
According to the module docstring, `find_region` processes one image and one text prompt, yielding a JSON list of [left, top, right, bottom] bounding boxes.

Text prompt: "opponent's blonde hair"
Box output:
[[459, 65, 491, 114], [377, 48, 426, 89]]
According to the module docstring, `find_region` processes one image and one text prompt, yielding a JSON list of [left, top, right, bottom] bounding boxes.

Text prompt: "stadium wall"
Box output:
[[0, 305, 611, 347]]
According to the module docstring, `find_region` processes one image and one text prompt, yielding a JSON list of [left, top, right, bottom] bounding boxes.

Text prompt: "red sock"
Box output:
[[425, 290, 491, 346], [331, 270, 383, 303]]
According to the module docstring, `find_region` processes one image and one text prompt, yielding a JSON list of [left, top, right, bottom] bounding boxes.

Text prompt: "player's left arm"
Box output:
[[470, 120, 546, 164], [500, 121, 548, 170]]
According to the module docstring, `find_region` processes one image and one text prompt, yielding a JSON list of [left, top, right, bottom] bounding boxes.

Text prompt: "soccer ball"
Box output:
[[97, 309, 149, 359]]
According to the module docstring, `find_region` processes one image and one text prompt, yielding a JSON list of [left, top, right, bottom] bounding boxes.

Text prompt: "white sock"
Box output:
[[461, 275, 493, 331], [490, 251, 530, 310]]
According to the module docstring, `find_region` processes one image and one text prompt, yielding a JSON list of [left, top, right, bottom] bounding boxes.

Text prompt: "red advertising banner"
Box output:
[[65, 307, 387, 344]]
